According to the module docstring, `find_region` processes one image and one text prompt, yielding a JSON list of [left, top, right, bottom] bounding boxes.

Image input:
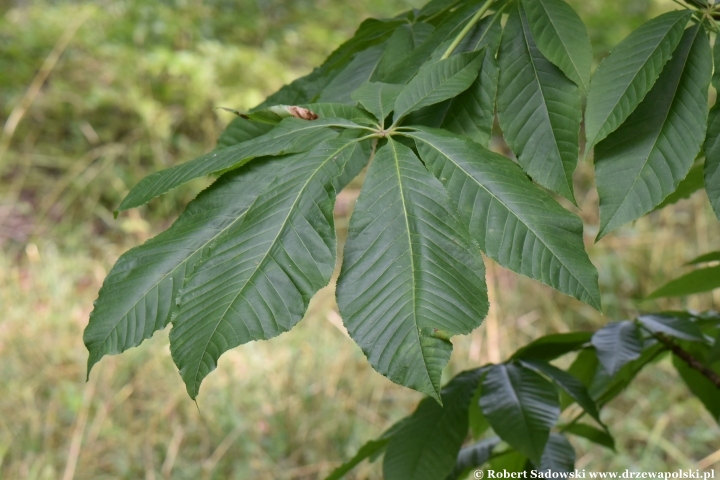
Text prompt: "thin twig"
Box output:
[[441, 0, 495, 60], [652, 332, 720, 389]]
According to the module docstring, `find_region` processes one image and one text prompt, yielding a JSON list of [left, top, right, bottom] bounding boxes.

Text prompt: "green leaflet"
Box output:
[[538, 434, 575, 472], [521, 0, 592, 91], [351, 82, 404, 123], [440, 16, 501, 147], [584, 10, 692, 149], [479, 363, 560, 465], [687, 250, 720, 265], [714, 31, 720, 90], [518, 359, 601, 423], [383, 369, 485, 480], [591, 321, 643, 377], [704, 106, 720, 220], [384, 0, 487, 84], [319, 46, 386, 104], [393, 51, 484, 123], [169, 138, 370, 399], [84, 156, 291, 374], [118, 117, 361, 212], [215, 117, 274, 150], [594, 26, 711, 240], [646, 265, 720, 298], [408, 128, 601, 310], [373, 23, 435, 83], [416, 0, 462, 20], [256, 18, 404, 108], [497, 4, 581, 203], [336, 139, 488, 400], [407, 15, 502, 147]]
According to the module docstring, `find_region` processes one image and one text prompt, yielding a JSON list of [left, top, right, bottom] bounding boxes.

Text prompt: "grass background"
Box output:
[[0, 0, 719, 478]]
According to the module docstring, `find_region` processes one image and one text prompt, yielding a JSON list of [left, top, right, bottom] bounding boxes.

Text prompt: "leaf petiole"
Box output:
[[441, 0, 496, 60]]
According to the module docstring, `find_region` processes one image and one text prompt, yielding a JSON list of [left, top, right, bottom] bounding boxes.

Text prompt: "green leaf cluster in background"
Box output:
[[330, 310, 720, 479]]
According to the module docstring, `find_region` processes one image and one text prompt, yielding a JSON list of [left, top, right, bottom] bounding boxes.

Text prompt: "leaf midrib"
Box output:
[[536, 0, 585, 88], [388, 139, 436, 393], [188, 139, 360, 393], [408, 133, 597, 305], [501, 365, 540, 458], [519, 7, 573, 196]]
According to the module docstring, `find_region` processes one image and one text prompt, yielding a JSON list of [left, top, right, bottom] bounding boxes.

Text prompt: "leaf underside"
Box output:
[[408, 128, 600, 309], [479, 362, 560, 465], [170, 138, 369, 398], [336, 139, 488, 400], [84, 156, 293, 373], [584, 10, 692, 149], [704, 106, 720, 220], [497, 4, 581, 203], [407, 15, 502, 147], [393, 51, 484, 123], [521, 0, 592, 91], [594, 25, 711, 239]]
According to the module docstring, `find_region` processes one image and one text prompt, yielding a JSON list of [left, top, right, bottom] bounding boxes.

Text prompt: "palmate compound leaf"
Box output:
[[84, 156, 294, 374], [479, 362, 560, 465], [497, 3, 581, 203], [169, 137, 370, 399], [407, 128, 601, 310], [336, 139, 488, 401], [117, 117, 364, 212], [594, 25, 711, 240], [383, 369, 486, 480], [392, 51, 484, 124], [584, 10, 692, 150], [521, 0, 592, 92]]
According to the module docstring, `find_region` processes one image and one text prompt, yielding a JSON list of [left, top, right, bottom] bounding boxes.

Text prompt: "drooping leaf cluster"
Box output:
[[85, 0, 720, 409], [328, 310, 720, 479]]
